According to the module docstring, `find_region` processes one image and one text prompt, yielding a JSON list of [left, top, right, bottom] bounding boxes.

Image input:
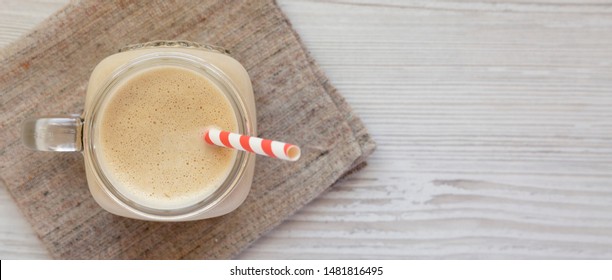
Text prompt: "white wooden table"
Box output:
[[1, 0, 611, 259]]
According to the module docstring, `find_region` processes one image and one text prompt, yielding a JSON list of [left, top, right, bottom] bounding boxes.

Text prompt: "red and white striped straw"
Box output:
[[204, 128, 301, 161]]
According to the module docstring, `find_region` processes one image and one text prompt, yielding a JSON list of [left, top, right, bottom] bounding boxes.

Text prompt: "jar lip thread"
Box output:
[[119, 40, 230, 55]]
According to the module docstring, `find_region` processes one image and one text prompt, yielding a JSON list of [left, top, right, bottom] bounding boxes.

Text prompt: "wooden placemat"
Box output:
[[0, 0, 375, 259]]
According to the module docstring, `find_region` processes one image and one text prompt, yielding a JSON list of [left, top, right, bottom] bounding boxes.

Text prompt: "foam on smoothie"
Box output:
[[97, 66, 237, 209]]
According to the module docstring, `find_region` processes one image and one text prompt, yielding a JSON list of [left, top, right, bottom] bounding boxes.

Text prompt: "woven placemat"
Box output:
[[0, 0, 375, 259]]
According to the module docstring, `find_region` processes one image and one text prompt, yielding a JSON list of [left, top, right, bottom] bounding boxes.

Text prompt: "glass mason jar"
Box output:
[[22, 41, 257, 221]]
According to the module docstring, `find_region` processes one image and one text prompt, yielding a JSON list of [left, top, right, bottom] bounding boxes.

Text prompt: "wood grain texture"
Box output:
[[1, 0, 611, 259]]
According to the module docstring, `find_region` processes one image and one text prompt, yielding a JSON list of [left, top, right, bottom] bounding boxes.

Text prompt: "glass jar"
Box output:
[[22, 41, 257, 221]]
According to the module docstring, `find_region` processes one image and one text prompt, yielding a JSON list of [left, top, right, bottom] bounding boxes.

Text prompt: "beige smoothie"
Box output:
[[97, 66, 238, 209]]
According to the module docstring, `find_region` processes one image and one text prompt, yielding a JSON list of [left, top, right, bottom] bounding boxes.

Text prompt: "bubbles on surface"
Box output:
[[98, 66, 238, 209]]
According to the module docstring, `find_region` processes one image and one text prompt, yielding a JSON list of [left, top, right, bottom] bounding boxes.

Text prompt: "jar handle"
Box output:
[[21, 115, 83, 152]]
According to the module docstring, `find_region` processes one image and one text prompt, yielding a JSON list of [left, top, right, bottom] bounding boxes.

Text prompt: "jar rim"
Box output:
[[118, 40, 230, 55], [84, 51, 254, 221]]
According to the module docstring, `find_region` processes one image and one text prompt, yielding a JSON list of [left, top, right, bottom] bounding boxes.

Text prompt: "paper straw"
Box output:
[[204, 128, 301, 161]]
